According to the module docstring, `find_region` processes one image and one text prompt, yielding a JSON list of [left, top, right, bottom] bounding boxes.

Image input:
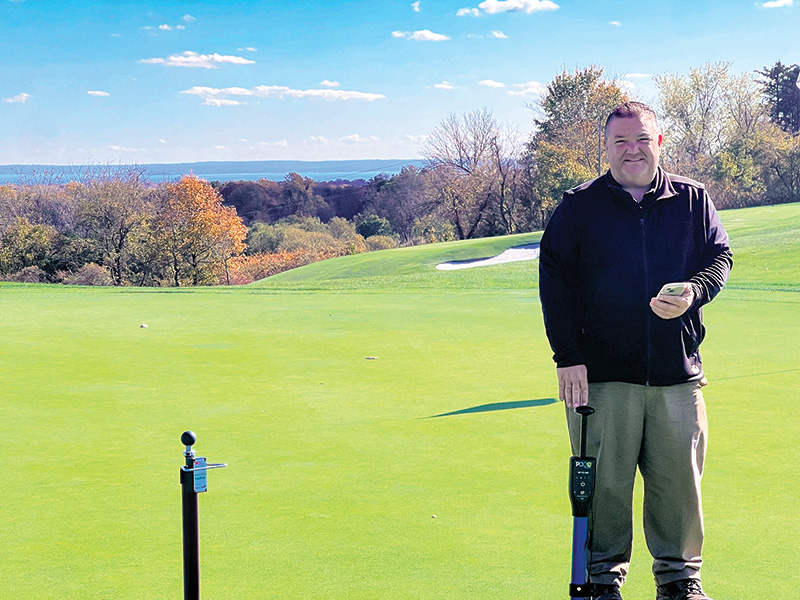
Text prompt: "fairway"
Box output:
[[1, 204, 798, 599]]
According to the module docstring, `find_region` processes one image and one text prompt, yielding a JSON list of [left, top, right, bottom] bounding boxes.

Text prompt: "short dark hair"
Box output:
[[604, 102, 659, 137]]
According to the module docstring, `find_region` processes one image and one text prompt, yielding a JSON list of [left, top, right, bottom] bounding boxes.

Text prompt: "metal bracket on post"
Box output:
[[179, 431, 227, 600]]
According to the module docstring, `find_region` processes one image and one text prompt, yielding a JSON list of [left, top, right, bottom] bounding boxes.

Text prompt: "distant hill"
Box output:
[[0, 159, 425, 183]]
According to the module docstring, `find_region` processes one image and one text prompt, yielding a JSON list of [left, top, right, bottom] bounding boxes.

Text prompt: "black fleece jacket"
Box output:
[[539, 168, 733, 386]]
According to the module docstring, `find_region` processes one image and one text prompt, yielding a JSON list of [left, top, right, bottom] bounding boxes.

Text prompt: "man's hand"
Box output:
[[650, 283, 694, 320], [557, 364, 588, 408]]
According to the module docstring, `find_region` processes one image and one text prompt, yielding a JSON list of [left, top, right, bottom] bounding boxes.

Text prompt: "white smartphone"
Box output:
[[658, 282, 686, 297]]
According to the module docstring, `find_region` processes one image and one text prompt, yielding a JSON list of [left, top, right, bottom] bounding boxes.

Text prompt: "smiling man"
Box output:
[[538, 102, 733, 600]]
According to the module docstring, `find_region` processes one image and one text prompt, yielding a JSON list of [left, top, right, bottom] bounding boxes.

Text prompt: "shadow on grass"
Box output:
[[424, 397, 558, 419]]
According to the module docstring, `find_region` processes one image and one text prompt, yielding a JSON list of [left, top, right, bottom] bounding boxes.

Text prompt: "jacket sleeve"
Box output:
[[538, 198, 585, 368], [689, 193, 733, 308]]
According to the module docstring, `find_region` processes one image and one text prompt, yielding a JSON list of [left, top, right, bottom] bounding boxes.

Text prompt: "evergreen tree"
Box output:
[[757, 61, 800, 135]]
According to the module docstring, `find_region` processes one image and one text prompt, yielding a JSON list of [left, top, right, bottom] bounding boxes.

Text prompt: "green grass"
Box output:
[[720, 201, 800, 291], [0, 204, 798, 599]]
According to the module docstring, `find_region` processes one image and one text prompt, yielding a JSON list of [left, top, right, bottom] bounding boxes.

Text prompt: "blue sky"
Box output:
[[1, 0, 797, 165]]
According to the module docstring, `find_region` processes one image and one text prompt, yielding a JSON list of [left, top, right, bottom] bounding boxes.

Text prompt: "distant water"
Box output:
[[175, 171, 398, 183], [0, 160, 424, 185]]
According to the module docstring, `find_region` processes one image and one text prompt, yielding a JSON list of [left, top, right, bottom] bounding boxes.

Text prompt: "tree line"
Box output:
[[2, 60, 798, 286]]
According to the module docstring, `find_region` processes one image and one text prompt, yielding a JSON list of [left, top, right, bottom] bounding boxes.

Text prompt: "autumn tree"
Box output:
[[72, 172, 150, 285], [0, 217, 59, 278], [156, 175, 247, 286], [372, 166, 436, 243], [422, 108, 523, 239], [655, 62, 735, 174], [529, 66, 628, 176], [521, 66, 627, 227], [281, 173, 333, 221], [760, 130, 800, 204], [519, 141, 594, 230], [218, 179, 286, 224], [0, 185, 21, 234], [14, 180, 77, 233], [655, 62, 781, 208]]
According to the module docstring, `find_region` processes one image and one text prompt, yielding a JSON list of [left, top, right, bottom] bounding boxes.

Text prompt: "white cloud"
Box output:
[[181, 84, 386, 104], [158, 139, 168, 144], [320, 80, 341, 87], [609, 20, 621, 26], [87, 90, 110, 97], [392, 29, 450, 41], [139, 51, 256, 68], [108, 145, 144, 153], [4, 92, 31, 104], [625, 73, 652, 79], [457, 8, 481, 16], [147, 16, 192, 32], [342, 134, 380, 144], [479, 79, 506, 88], [412, 1, 421, 11], [434, 81, 455, 89], [203, 98, 245, 107], [307, 134, 379, 146], [508, 80, 546, 97], [760, 0, 792, 6], [473, 0, 559, 14], [491, 30, 509, 38], [262, 86, 386, 101], [238, 47, 258, 52], [411, 29, 450, 41]]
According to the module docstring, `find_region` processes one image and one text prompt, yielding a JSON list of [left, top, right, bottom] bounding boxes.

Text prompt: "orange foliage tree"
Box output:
[[223, 248, 341, 285], [157, 175, 247, 286]]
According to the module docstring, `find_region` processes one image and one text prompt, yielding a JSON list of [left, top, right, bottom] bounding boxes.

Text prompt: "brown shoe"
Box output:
[[656, 578, 712, 600]]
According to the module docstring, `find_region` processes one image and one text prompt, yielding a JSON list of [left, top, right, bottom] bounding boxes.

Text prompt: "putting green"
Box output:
[[0, 203, 798, 599]]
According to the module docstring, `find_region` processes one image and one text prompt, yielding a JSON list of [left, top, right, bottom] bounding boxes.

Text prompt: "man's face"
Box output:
[[605, 114, 662, 190]]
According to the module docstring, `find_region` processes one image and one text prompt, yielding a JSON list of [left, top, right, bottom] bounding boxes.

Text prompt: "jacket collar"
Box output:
[[604, 167, 678, 203]]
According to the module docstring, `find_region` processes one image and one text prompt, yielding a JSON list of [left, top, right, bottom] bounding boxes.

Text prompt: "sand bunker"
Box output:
[[436, 243, 540, 270]]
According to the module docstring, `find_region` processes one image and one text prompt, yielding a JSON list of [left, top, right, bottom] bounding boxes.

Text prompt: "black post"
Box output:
[[180, 431, 200, 600], [577, 406, 594, 459], [569, 406, 597, 599]]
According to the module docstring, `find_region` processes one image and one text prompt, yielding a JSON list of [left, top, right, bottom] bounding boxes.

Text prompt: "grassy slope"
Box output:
[[251, 231, 543, 290], [0, 204, 798, 600], [720, 202, 800, 291]]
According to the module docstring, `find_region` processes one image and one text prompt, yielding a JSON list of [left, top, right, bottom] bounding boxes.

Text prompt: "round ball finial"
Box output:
[[181, 431, 197, 446]]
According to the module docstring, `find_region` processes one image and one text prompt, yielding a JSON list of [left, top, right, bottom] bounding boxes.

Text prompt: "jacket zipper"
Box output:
[[640, 208, 651, 386]]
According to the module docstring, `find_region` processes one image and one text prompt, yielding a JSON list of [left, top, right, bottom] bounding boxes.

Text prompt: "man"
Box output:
[[539, 102, 732, 600]]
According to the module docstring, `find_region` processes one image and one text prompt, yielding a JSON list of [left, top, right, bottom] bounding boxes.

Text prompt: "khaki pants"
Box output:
[[566, 381, 708, 587]]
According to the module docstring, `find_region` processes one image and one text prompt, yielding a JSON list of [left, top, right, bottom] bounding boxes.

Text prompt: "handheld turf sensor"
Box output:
[[569, 406, 597, 599]]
